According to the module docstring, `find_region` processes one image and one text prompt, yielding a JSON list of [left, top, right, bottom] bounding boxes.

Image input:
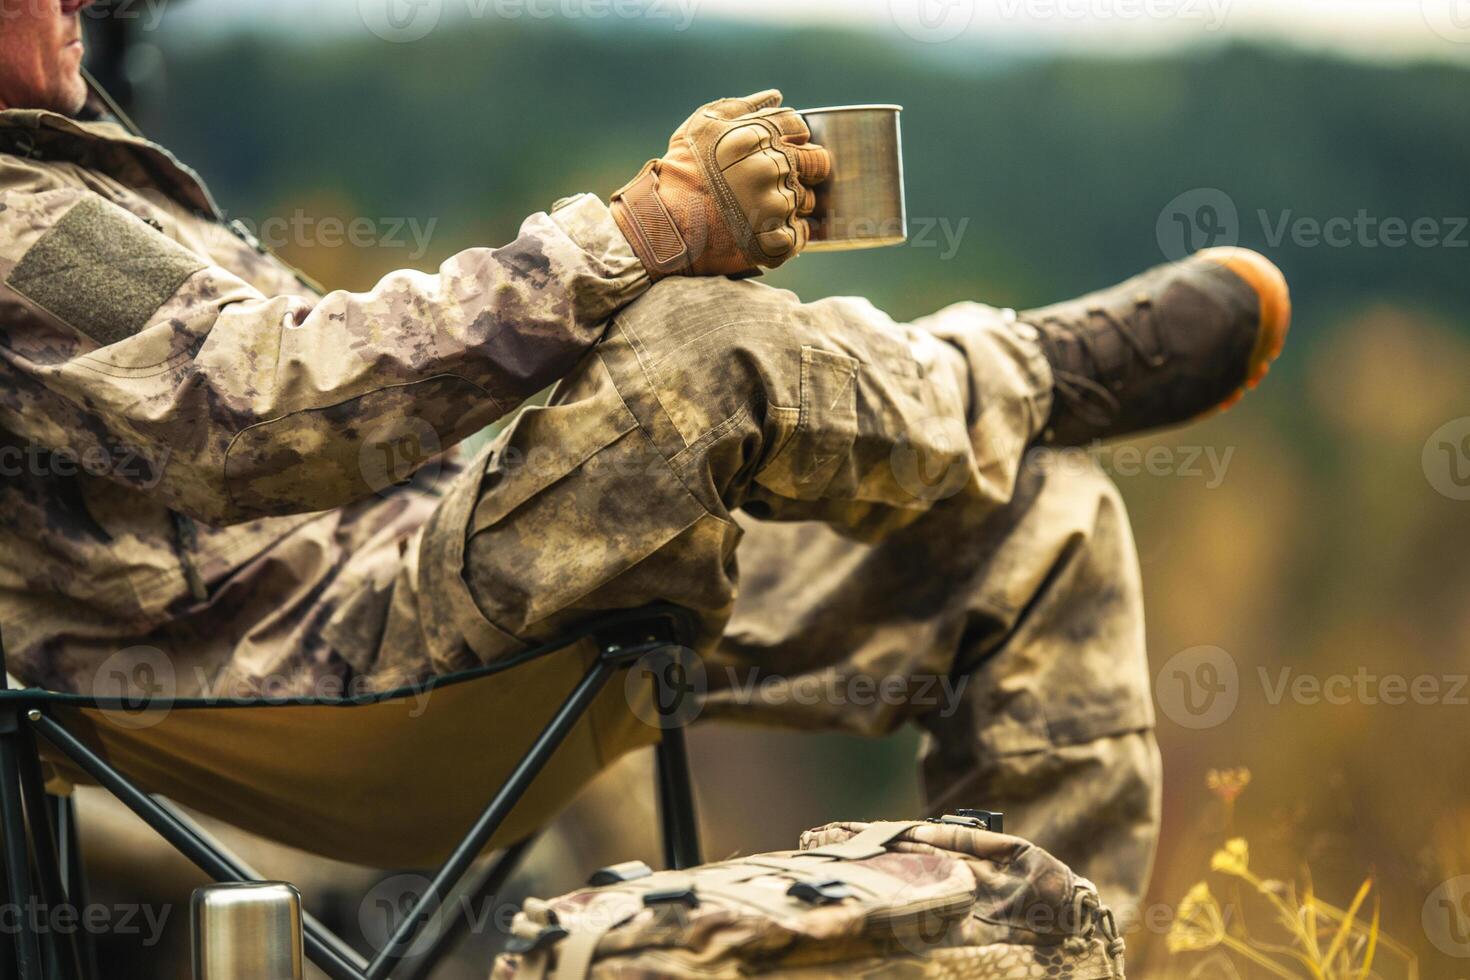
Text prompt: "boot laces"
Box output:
[[1036, 299, 1166, 427]]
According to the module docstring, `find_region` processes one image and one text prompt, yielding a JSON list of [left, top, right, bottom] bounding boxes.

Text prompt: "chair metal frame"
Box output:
[[0, 603, 704, 980]]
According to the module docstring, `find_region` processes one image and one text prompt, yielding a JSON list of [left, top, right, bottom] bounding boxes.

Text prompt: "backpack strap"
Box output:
[[737, 854, 915, 901], [511, 950, 550, 980], [553, 923, 614, 980], [552, 895, 643, 980], [801, 820, 923, 860]]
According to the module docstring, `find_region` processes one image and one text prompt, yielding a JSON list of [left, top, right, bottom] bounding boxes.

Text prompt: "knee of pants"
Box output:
[[609, 277, 809, 450], [612, 277, 982, 521]]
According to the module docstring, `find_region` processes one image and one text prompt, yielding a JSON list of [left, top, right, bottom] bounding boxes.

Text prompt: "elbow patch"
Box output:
[[5, 195, 206, 347]]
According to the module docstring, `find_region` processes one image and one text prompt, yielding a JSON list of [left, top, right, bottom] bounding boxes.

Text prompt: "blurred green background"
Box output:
[[81, 6, 1470, 977]]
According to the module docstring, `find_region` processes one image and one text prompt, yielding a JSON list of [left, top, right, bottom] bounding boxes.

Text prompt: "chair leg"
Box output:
[[0, 874, 14, 977], [17, 726, 85, 980], [364, 654, 622, 980], [655, 724, 701, 871], [0, 725, 44, 979], [397, 836, 537, 980], [56, 795, 99, 980], [648, 643, 702, 871]]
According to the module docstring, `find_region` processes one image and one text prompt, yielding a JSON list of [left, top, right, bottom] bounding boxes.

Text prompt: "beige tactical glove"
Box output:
[[611, 89, 832, 279]]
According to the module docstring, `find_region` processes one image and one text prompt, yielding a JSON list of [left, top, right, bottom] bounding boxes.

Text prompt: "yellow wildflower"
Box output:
[[1210, 838, 1251, 877], [1168, 882, 1226, 953]]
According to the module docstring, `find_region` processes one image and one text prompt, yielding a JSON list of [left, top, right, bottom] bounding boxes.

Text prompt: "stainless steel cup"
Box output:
[[799, 105, 907, 251], [192, 882, 304, 980]]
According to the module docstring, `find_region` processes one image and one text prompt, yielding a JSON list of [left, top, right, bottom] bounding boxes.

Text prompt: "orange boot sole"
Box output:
[[1196, 246, 1292, 414]]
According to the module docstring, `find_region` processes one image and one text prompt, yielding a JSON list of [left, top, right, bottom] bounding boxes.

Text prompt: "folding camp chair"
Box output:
[[0, 603, 704, 980]]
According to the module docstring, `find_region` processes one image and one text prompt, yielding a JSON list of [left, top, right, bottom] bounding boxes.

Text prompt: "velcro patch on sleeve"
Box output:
[[5, 195, 207, 347]]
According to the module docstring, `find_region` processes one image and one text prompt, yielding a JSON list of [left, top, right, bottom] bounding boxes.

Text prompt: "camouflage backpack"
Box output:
[[491, 814, 1127, 979]]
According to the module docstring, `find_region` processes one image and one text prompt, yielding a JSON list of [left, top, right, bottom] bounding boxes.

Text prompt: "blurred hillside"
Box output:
[[99, 17, 1470, 979]]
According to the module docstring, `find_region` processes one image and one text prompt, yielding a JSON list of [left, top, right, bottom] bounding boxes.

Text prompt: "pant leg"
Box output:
[[401, 275, 1157, 903], [915, 451, 1161, 911], [410, 274, 1053, 670], [707, 450, 1160, 910]]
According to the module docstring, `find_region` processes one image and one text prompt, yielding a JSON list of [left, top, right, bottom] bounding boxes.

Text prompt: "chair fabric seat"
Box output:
[[37, 641, 660, 868]]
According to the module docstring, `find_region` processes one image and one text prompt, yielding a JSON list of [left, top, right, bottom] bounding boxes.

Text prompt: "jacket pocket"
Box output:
[[417, 356, 707, 666], [753, 346, 859, 501], [464, 422, 708, 641]]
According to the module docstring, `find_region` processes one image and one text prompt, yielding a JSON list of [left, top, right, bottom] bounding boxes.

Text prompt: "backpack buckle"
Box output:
[[942, 809, 1004, 832], [787, 878, 854, 905], [504, 924, 568, 955], [643, 885, 699, 909], [588, 860, 654, 886]]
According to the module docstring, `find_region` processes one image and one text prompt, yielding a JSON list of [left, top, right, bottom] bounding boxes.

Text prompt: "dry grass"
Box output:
[[1166, 772, 1419, 980]]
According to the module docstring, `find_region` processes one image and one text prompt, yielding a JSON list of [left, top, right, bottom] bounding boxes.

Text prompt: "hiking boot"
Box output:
[[1020, 247, 1291, 447]]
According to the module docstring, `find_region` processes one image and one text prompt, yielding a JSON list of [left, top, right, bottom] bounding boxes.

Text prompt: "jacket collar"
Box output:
[[0, 93, 221, 217]]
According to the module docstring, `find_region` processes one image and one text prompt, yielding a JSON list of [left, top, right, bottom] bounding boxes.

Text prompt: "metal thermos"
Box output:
[[192, 882, 304, 980], [799, 105, 908, 251]]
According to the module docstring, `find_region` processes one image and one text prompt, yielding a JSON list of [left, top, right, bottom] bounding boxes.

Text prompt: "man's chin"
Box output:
[[58, 72, 89, 116]]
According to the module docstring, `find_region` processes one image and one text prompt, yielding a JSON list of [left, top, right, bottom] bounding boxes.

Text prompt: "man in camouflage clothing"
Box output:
[[0, 0, 1290, 909]]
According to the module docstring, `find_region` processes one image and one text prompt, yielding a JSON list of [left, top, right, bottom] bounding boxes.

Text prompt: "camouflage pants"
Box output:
[[386, 276, 1160, 906]]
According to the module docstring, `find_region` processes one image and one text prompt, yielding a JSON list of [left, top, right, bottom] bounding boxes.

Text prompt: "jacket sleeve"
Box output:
[[0, 169, 650, 525]]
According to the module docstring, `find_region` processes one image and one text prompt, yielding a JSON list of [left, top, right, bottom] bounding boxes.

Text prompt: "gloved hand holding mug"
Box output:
[[612, 89, 832, 279]]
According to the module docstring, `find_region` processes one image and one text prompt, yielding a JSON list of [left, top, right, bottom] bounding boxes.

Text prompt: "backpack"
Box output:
[[492, 814, 1127, 979]]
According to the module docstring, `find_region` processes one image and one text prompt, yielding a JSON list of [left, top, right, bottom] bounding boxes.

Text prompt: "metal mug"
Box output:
[[799, 104, 907, 251], [192, 881, 304, 980]]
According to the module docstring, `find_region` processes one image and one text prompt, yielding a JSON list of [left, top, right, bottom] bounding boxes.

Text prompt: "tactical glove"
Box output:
[[612, 90, 832, 279]]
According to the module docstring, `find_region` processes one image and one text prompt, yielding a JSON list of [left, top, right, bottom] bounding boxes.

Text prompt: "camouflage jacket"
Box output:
[[0, 96, 648, 688]]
